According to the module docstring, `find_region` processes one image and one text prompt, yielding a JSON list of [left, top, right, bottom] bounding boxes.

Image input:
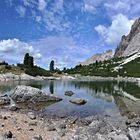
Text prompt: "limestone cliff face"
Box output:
[[80, 50, 113, 66], [114, 17, 140, 57]]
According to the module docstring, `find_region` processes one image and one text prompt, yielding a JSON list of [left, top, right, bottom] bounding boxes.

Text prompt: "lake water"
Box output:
[[1, 79, 140, 118]]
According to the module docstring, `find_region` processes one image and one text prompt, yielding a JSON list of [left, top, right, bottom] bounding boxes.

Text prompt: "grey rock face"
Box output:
[[10, 85, 62, 103], [69, 98, 87, 105], [80, 50, 113, 66], [114, 17, 140, 57], [108, 134, 129, 140], [127, 129, 140, 140]]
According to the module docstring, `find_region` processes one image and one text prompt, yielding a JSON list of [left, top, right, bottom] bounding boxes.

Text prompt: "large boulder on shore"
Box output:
[[10, 85, 62, 103], [0, 95, 10, 105]]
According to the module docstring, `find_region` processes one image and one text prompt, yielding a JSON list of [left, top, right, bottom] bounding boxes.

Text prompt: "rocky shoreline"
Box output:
[[0, 86, 139, 139], [0, 74, 140, 139], [0, 73, 140, 87], [0, 106, 140, 140], [0, 73, 76, 81]]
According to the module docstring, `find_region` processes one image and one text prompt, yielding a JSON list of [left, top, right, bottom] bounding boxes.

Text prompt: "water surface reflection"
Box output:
[[0, 80, 140, 118]]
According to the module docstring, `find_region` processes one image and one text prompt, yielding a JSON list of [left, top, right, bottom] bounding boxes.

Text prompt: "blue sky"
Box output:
[[0, 0, 139, 69]]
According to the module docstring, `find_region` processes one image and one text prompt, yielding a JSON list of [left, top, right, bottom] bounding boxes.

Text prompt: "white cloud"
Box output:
[[82, 0, 96, 13], [23, 0, 30, 6], [104, 0, 131, 13], [0, 39, 42, 64], [36, 16, 42, 22], [16, 5, 26, 17], [104, 0, 140, 18], [95, 13, 134, 45], [30, 35, 96, 68], [38, 0, 47, 11], [56, 0, 64, 9]]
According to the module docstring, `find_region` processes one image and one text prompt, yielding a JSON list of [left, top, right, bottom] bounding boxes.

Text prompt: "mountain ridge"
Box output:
[[80, 50, 113, 66], [114, 17, 140, 57]]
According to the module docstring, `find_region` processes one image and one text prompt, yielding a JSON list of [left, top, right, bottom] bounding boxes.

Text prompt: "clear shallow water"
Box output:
[[0, 79, 140, 118]]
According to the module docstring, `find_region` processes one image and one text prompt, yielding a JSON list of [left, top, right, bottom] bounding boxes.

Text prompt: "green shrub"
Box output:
[[25, 66, 52, 77]]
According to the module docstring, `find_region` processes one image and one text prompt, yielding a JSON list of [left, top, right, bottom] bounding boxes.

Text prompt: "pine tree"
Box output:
[[23, 53, 34, 67], [49, 60, 54, 71], [24, 53, 29, 66], [28, 56, 34, 67]]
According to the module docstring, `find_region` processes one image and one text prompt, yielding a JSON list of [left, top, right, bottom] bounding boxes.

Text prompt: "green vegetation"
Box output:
[[25, 66, 51, 77], [0, 53, 52, 77], [19, 53, 52, 76], [122, 57, 140, 77], [0, 65, 24, 75], [64, 56, 140, 77], [1, 52, 140, 78]]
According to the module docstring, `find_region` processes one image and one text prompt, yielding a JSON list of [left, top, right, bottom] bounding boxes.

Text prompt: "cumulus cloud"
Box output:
[[1, 37, 94, 69], [0, 39, 42, 64], [95, 14, 134, 45], [30, 35, 96, 68], [15, 5, 26, 17]]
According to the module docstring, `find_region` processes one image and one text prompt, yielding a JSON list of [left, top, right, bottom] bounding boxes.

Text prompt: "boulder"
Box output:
[[10, 85, 62, 103], [65, 91, 74, 96], [0, 95, 10, 105], [69, 98, 87, 105], [9, 104, 19, 111]]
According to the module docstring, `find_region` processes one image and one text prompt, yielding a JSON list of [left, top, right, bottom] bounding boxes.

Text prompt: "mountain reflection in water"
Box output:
[[0, 80, 140, 118]]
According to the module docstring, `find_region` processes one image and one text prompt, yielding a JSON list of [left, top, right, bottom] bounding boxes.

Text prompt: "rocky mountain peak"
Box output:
[[80, 50, 113, 66], [114, 17, 140, 57]]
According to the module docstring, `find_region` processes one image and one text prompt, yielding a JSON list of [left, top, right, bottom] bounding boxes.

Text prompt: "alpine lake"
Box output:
[[1, 79, 140, 119]]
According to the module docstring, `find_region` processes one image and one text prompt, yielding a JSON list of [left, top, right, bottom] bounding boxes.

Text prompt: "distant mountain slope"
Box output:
[[80, 50, 113, 66], [114, 17, 140, 57], [65, 17, 140, 77], [66, 54, 140, 77]]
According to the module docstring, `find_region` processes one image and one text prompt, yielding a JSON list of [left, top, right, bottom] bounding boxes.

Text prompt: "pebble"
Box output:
[[28, 112, 36, 120], [31, 135, 42, 140], [4, 131, 13, 138], [47, 125, 56, 131]]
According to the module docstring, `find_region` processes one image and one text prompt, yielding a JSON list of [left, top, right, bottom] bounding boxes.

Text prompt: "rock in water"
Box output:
[[69, 98, 87, 105], [10, 85, 62, 103], [65, 91, 74, 96]]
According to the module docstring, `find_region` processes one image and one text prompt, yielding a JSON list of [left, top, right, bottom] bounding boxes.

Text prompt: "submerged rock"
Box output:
[[10, 85, 62, 103], [69, 98, 87, 105], [65, 91, 74, 96]]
